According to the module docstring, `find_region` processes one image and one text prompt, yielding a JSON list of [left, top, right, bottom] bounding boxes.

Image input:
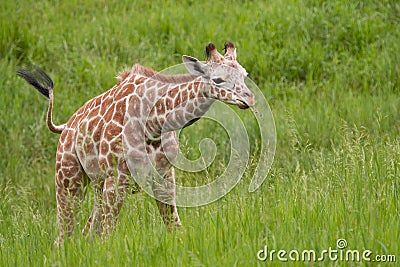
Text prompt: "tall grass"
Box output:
[[0, 0, 399, 266]]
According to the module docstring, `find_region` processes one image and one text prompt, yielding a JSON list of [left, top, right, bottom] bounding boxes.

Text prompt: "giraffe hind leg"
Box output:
[[54, 152, 88, 247], [101, 174, 130, 235], [82, 179, 104, 238]]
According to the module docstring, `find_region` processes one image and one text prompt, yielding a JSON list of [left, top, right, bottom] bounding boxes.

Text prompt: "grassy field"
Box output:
[[0, 0, 399, 266]]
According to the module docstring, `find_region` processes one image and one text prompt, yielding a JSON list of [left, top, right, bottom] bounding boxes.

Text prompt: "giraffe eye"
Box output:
[[212, 78, 225, 84]]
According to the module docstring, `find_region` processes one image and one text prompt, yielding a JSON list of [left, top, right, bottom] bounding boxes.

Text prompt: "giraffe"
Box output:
[[17, 42, 255, 246]]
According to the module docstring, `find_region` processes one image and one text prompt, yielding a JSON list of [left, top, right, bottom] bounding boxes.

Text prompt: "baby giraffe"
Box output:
[[17, 42, 254, 246]]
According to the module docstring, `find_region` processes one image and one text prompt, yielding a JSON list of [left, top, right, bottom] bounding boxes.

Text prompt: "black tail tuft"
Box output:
[[17, 66, 54, 99]]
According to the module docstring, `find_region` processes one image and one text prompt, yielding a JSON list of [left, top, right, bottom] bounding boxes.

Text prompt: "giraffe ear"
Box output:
[[182, 55, 209, 78]]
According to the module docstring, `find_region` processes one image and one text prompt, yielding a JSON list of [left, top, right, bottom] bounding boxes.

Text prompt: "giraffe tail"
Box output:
[[17, 66, 66, 134]]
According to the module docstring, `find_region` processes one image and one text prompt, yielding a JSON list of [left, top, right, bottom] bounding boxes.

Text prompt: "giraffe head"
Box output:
[[182, 42, 255, 109]]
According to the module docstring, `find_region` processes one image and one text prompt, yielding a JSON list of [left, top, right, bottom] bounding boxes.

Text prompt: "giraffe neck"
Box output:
[[142, 77, 214, 141]]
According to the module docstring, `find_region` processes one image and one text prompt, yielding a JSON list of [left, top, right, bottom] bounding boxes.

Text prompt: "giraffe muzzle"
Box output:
[[237, 99, 250, 109], [236, 92, 255, 109]]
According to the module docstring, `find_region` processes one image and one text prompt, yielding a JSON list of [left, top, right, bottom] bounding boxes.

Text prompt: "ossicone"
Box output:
[[224, 41, 236, 61], [205, 43, 224, 63]]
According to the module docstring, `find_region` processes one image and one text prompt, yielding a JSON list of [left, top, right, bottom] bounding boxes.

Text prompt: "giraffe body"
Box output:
[[17, 42, 254, 245]]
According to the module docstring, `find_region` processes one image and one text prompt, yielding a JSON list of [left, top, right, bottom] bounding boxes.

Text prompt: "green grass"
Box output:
[[1, 0, 399, 266]]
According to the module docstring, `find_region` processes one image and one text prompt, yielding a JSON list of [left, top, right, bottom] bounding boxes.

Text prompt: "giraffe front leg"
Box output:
[[152, 167, 182, 228]]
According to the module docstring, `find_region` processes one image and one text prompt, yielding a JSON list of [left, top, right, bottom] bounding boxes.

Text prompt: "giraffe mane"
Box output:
[[117, 64, 197, 84]]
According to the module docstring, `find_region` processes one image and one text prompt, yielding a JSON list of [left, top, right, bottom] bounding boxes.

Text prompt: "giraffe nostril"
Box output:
[[243, 92, 251, 97]]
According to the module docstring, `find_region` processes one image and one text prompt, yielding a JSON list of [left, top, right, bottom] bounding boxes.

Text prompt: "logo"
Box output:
[[123, 63, 276, 207]]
